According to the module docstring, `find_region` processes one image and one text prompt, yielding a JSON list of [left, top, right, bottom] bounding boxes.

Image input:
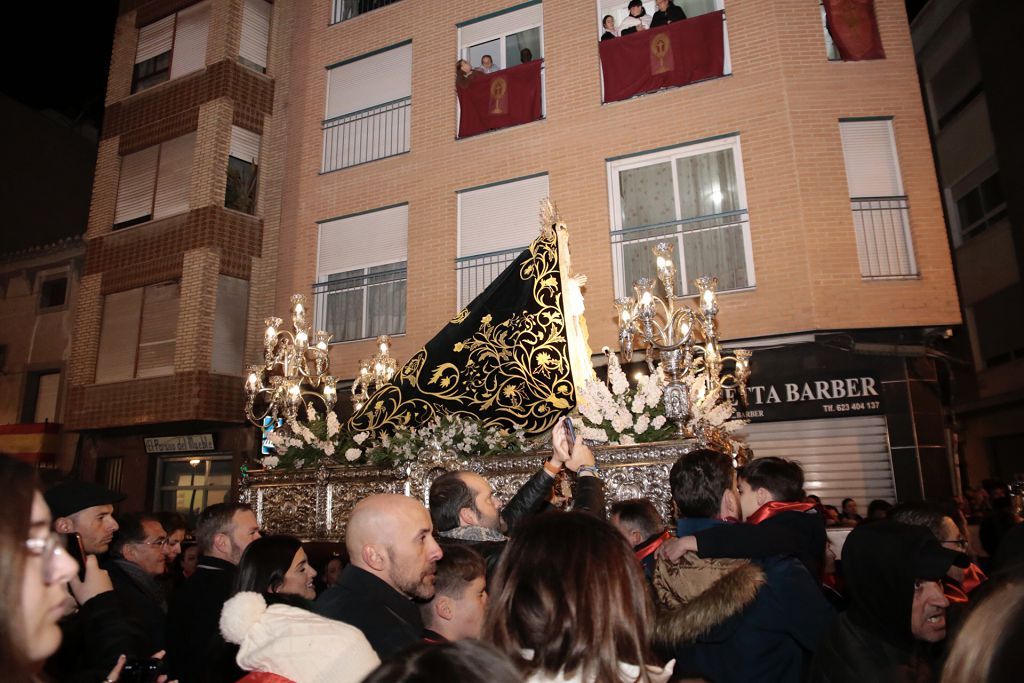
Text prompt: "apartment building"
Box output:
[[65, 0, 286, 515], [912, 0, 1024, 489], [71, 0, 962, 515]]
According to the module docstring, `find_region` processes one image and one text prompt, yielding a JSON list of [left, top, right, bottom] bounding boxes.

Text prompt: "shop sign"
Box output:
[[727, 374, 884, 422], [144, 434, 215, 454]]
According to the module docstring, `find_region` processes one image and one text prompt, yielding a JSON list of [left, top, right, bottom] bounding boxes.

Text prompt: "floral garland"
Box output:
[[575, 347, 746, 447], [260, 405, 531, 470]]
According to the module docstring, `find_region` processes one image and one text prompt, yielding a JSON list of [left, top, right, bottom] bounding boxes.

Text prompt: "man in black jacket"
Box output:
[[165, 502, 261, 683], [105, 512, 170, 652], [428, 417, 605, 578], [661, 456, 826, 581], [810, 522, 969, 682], [651, 0, 687, 27], [316, 493, 444, 659], [44, 480, 148, 683]]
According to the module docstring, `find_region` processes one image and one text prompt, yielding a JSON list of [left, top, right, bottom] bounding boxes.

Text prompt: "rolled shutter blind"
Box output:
[[136, 15, 174, 63], [114, 146, 159, 226], [742, 416, 896, 506], [839, 120, 904, 198], [211, 276, 249, 375], [459, 3, 543, 47], [95, 288, 144, 383], [153, 133, 195, 220], [136, 282, 180, 378], [240, 0, 272, 71], [458, 175, 548, 257], [170, 1, 210, 79], [325, 42, 412, 119], [318, 204, 408, 275], [230, 126, 261, 164]]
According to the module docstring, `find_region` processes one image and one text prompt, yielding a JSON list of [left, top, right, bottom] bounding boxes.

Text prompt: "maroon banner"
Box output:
[[824, 0, 885, 61], [456, 60, 543, 139], [599, 10, 725, 103]]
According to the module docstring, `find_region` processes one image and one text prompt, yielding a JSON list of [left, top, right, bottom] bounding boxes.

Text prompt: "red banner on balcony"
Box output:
[[457, 60, 543, 139], [600, 10, 725, 103], [823, 0, 885, 61]]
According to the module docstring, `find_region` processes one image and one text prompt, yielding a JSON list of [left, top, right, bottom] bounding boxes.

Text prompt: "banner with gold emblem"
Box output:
[[456, 60, 543, 138], [823, 0, 885, 61], [600, 11, 725, 103], [347, 205, 591, 437]]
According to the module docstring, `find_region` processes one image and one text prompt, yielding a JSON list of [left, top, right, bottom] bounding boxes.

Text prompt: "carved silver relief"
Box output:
[[243, 439, 697, 540]]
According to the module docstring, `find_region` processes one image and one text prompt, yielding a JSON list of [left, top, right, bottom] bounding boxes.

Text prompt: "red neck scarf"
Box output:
[[943, 563, 988, 604], [635, 530, 672, 563], [746, 501, 816, 525]]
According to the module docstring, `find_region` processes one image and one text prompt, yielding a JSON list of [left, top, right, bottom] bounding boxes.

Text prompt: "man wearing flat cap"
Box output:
[[810, 521, 971, 683], [43, 480, 147, 683]]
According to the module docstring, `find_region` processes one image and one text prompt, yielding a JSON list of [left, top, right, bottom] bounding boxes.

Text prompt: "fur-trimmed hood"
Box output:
[[652, 555, 765, 645]]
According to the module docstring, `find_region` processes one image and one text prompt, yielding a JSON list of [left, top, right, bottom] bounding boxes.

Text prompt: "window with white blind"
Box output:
[[459, 1, 543, 71], [95, 282, 180, 383], [21, 371, 61, 424], [323, 41, 412, 172], [212, 276, 249, 375], [114, 133, 196, 229], [226, 126, 261, 214], [132, 1, 211, 93], [839, 118, 917, 278], [608, 135, 754, 299], [239, 0, 272, 73], [457, 174, 549, 309], [315, 204, 408, 342]]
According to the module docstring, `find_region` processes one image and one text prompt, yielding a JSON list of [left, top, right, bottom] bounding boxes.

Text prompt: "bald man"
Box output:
[[315, 494, 443, 659]]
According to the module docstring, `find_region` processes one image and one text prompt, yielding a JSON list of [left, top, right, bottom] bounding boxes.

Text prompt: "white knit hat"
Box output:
[[220, 592, 381, 683]]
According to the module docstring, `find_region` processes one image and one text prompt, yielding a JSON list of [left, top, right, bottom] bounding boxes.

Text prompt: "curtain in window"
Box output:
[[366, 265, 406, 337], [676, 149, 738, 218], [325, 270, 364, 342]]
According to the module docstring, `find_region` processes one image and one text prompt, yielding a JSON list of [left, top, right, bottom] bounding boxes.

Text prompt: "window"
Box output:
[[460, 2, 543, 72], [929, 40, 982, 128], [226, 126, 261, 214], [839, 119, 917, 278], [156, 455, 233, 523], [457, 174, 549, 309], [970, 283, 1024, 368], [97, 457, 125, 495], [315, 204, 407, 342], [239, 0, 272, 73], [21, 371, 61, 424], [956, 172, 1006, 242], [212, 276, 249, 375], [114, 133, 196, 229], [330, 0, 403, 25], [132, 2, 211, 94], [609, 135, 754, 298], [38, 275, 68, 310], [95, 282, 180, 383], [323, 41, 411, 172]]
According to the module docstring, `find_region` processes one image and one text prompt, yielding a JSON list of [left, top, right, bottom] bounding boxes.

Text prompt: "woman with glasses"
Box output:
[[0, 453, 84, 680]]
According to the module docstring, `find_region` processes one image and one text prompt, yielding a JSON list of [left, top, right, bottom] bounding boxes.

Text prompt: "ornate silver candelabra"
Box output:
[[616, 243, 751, 441]]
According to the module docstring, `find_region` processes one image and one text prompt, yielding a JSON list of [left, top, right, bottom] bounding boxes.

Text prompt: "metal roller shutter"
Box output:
[[741, 415, 896, 507]]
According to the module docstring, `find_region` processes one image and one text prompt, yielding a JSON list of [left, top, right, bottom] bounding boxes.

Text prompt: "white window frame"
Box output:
[[607, 134, 755, 299], [155, 454, 233, 521]]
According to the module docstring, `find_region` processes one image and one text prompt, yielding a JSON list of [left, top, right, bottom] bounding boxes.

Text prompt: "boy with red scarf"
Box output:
[[659, 456, 826, 581]]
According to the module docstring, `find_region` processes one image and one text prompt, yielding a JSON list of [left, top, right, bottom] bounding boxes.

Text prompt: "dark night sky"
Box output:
[[0, 2, 119, 130]]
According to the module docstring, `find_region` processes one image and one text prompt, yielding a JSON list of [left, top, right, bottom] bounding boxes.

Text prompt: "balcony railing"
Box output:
[[322, 97, 411, 172], [330, 0, 402, 25], [851, 196, 917, 278], [456, 247, 522, 310], [312, 266, 407, 342], [612, 210, 752, 296]]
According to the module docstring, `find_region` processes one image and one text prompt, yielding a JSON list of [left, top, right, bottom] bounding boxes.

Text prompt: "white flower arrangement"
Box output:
[[576, 347, 746, 448]]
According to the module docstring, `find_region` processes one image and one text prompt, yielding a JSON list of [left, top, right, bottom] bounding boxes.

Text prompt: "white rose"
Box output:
[[620, 434, 636, 445], [635, 414, 650, 434], [652, 415, 667, 429], [353, 431, 370, 445], [344, 448, 362, 462], [261, 455, 279, 469]]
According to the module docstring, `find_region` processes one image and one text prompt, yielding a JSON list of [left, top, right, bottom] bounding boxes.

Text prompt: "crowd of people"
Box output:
[[3, 416, 1024, 682], [601, 1, 689, 41]]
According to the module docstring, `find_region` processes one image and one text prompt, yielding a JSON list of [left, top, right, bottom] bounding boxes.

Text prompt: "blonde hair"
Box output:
[[941, 579, 1024, 683]]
